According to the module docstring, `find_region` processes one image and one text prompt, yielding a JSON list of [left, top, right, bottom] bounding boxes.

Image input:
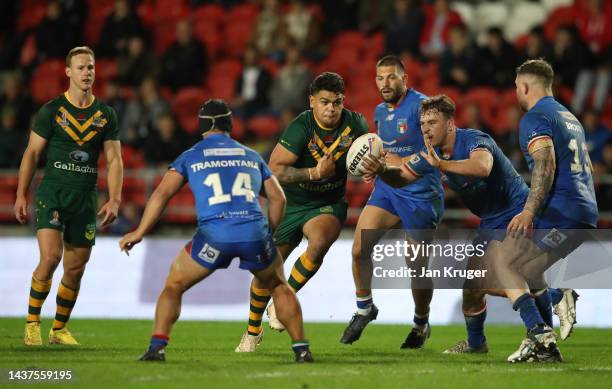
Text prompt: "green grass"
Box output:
[[1, 318, 612, 388]]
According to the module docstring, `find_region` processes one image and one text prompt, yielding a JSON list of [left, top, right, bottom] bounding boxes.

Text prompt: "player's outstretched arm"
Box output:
[[263, 175, 286, 233], [436, 149, 493, 178], [99, 140, 123, 227], [508, 137, 555, 235], [119, 170, 185, 254], [14, 131, 47, 224]]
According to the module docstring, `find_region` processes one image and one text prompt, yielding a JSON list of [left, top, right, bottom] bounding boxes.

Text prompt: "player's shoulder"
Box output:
[[94, 98, 116, 115], [343, 108, 367, 125], [407, 88, 428, 102], [38, 95, 64, 114], [459, 127, 491, 141], [519, 108, 549, 130]]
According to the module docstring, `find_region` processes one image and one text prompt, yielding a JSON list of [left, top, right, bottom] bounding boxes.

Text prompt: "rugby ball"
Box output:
[[346, 133, 383, 176]]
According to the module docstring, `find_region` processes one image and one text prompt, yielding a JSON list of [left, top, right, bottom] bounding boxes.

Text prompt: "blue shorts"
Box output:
[[185, 230, 277, 271], [532, 207, 594, 259], [473, 208, 522, 247], [367, 182, 443, 240]]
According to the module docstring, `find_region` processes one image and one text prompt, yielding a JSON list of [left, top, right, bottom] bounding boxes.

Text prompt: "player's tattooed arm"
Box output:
[[269, 143, 334, 183], [524, 143, 556, 215]]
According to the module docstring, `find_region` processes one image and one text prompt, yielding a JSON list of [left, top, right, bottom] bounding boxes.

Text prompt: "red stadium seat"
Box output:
[[19, 33, 37, 67], [194, 4, 225, 27], [364, 32, 385, 60], [226, 3, 259, 25], [544, 5, 576, 41], [154, 20, 180, 54], [171, 87, 208, 133], [17, 1, 47, 32], [30, 60, 66, 104], [231, 116, 246, 141], [331, 31, 366, 52], [207, 74, 237, 102], [247, 115, 280, 138], [223, 23, 254, 58], [154, 0, 190, 23]]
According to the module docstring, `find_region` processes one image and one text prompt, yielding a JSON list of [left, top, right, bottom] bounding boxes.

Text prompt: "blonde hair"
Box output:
[[65, 46, 95, 67]]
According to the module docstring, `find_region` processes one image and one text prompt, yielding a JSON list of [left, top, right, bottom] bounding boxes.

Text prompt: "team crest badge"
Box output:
[[397, 119, 408, 134], [58, 111, 69, 128], [339, 135, 352, 149], [85, 223, 96, 241]]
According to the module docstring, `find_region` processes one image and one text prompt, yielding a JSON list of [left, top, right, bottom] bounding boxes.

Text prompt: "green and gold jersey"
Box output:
[[278, 108, 369, 206], [33, 93, 119, 191]]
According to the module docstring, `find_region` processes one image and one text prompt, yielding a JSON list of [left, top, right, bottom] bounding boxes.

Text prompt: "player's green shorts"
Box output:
[[35, 182, 98, 246], [273, 201, 348, 247]]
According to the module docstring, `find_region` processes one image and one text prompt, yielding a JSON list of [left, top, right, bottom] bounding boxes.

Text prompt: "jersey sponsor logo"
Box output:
[[53, 161, 98, 174], [203, 148, 246, 157], [319, 205, 333, 213], [69, 150, 90, 163], [55, 107, 107, 146], [385, 114, 395, 121], [397, 119, 408, 134], [198, 243, 221, 264], [540, 228, 568, 249], [559, 110, 579, 122]]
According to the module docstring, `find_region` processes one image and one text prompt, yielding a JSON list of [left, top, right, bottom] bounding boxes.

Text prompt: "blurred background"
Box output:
[[0, 0, 610, 235]]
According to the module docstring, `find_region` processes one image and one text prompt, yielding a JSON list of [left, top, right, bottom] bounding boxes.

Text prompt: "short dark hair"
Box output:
[[66, 46, 95, 67], [516, 59, 554, 89], [198, 99, 232, 133], [309, 72, 345, 95], [376, 55, 405, 73], [420, 95, 456, 118]]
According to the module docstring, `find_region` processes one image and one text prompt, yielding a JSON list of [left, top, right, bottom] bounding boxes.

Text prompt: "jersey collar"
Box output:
[[64, 92, 95, 109]]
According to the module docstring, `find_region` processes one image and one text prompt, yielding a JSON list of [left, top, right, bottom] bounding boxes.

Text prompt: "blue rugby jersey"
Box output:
[[373, 89, 443, 201], [518, 96, 598, 227], [169, 134, 272, 241], [407, 128, 528, 222]]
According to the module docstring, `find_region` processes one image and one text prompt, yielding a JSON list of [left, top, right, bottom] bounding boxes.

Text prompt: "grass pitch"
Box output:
[[1, 318, 611, 388]]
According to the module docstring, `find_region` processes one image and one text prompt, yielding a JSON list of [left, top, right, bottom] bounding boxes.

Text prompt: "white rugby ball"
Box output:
[[346, 133, 383, 176]]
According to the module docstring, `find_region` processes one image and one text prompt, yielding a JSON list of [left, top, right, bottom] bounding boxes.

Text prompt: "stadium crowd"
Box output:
[[0, 0, 610, 227]]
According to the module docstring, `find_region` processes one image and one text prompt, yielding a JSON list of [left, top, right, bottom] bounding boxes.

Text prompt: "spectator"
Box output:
[[232, 46, 272, 119], [477, 27, 517, 88], [572, 0, 611, 115], [0, 108, 23, 168], [595, 139, 612, 211], [551, 26, 590, 91], [117, 36, 159, 87], [439, 24, 477, 90], [160, 19, 208, 91], [518, 26, 553, 64], [144, 114, 188, 167], [285, 0, 313, 48], [420, 0, 463, 59], [583, 109, 611, 166], [384, 0, 425, 58], [0, 72, 33, 132], [269, 46, 312, 114], [253, 0, 283, 56], [318, 0, 359, 35], [97, 0, 145, 57], [103, 78, 128, 125], [121, 78, 170, 148], [462, 102, 492, 134], [35, 0, 74, 61], [358, 0, 393, 35]]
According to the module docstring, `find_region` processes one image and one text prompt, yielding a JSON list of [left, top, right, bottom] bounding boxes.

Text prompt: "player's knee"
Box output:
[[307, 237, 333, 262], [40, 251, 62, 268], [462, 289, 485, 309]]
